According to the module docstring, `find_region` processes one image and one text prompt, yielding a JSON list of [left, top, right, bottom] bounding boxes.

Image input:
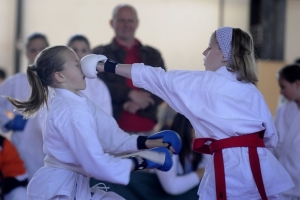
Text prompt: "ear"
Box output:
[[221, 55, 228, 63], [295, 80, 300, 88], [54, 72, 65, 83], [110, 19, 114, 28]]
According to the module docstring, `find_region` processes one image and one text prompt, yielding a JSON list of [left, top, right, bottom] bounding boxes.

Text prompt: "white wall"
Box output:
[[285, 0, 300, 63], [0, 0, 16, 76], [0, 0, 249, 75]]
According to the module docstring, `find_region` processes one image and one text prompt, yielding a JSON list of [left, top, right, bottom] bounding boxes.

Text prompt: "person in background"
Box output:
[[0, 33, 49, 180], [274, 64, 300, 200], [67, 34, 112, 115], [0, 135, 28, 200], [93, 4, 165, 135], [156, 113, 208, 196]]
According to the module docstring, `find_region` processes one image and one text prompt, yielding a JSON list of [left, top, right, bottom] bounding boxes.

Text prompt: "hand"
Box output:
[[96, 62, 104, 73], [4, 114, 27, 131], [123, 101, 141, 114], [145, 139, 175, 154], [195, 168, 205, 179], [128, 90, 155, 109], [80, 54, 107, 78], [147, 130, 182, 155], [129, 147, 173, 172]]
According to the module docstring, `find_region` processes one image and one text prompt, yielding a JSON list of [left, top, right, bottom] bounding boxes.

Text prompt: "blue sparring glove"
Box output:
[[4, 114, 27, 131], [147, 130, 182, 155], [130, 147, 173, 172]]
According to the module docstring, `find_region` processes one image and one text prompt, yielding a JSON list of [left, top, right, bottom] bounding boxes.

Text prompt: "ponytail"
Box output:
[[6, 45, 70, 118], [230, 28, 258, 84], [6, 65, 49, 118]]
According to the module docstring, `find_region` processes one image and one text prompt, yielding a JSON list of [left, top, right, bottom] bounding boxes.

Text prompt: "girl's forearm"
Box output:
[[115, 64, 133, 79], [96, 63, 133, 79]]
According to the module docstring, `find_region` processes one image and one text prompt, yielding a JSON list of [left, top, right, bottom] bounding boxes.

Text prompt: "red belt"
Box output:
[[192, 131, 267, 200]]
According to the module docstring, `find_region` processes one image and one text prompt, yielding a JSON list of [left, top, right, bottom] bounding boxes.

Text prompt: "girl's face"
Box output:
[[26, 38, 48, 64], [278, 77, 300, 101], [202, 33, 225, 71], [69, 40, 90, 60], [60, 50, 86, 94]]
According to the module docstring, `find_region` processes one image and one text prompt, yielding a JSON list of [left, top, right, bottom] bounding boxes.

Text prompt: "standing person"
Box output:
[[156, 113, 208, 197], [93, 4, 165, 135], [0, 33, 49, 180], [6, 45, 178, 199], [67, 34, 112, 115], [274, 64, 300, 200], [82, 26, 294, 199]]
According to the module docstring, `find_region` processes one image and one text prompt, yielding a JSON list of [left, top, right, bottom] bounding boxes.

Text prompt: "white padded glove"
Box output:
[[81, 54, 107, 78]]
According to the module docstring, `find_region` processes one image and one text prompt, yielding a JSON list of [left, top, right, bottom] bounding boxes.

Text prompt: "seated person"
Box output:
[[156, 113, 208, 195], [0, 135, 28, 200]]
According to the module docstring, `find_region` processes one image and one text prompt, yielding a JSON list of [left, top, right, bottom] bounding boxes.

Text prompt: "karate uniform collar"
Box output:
[[53, 88, 88, 103], [215, 66, 238, 81]]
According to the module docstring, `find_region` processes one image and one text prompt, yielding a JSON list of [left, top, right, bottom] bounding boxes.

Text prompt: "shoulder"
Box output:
[[142, 45, 162, 56], [276, 101, 296, 114], [2, 72, 27, 84], [92, 43, 114, 54]]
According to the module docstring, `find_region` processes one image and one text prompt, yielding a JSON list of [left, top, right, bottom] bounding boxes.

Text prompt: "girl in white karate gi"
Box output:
[[83, 26, 294, 200], [274, 64, 300, 200], [6, 45, 173, 200]]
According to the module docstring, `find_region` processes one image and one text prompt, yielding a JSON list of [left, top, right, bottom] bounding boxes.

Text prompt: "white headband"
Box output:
[[216, 27, 233, 64]]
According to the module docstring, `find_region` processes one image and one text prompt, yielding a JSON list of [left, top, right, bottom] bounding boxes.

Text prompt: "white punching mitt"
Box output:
[[81, 54, 107, 78]]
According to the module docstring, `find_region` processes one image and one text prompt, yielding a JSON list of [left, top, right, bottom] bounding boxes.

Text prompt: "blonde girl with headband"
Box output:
[[6, 45, 180, 199], [82, 27, 294, 200]]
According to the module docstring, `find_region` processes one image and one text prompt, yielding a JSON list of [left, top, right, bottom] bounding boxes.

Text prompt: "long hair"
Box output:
[[6, 46, 71, 118], [230, 28, 258, 84], [170, 113, 202, 172], [278, 64, 300, 83]]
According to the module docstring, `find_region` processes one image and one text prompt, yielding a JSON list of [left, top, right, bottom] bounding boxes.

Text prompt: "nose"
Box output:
[[203, 49, 207, 56]]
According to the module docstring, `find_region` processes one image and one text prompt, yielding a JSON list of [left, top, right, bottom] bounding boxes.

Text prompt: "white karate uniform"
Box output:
[[83, 78, 112, 116], [156, 154, 209, 195], [131, 64, 294, 199], [274, 101, 300, 198], [27, 88, 138, 199], [0, 73, 113, 180]]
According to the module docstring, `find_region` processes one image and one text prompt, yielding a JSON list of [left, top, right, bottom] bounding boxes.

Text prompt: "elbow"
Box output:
[[161, 185, 182, 196]]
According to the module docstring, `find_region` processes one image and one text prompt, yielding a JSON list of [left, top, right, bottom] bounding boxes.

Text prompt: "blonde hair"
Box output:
[[230, 28, 258, 84], [6, 46, 71, 118]]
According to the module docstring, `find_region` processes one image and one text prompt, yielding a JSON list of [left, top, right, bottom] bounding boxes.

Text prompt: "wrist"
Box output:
[[137, 136, 148, 149], [130, 156, 147, 171], [104, 59, 118, 73]]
